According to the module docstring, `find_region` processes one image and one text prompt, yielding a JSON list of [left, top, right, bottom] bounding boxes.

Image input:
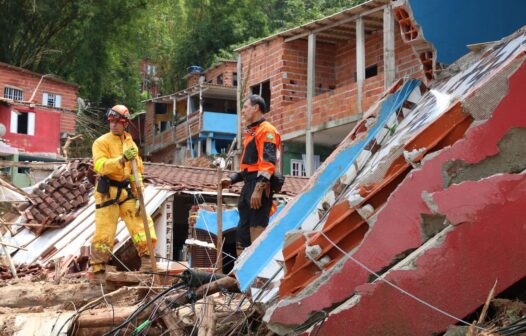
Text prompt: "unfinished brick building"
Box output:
[[236, 0, 426, 176], [143, 60, 238, 163]]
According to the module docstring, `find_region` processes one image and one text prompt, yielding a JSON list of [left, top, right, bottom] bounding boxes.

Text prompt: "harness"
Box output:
[[95, 177, 135, 209]]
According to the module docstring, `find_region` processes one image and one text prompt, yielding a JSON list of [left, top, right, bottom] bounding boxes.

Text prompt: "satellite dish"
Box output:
[[77, 97, 87, 111], [0, 123, 6, 137]]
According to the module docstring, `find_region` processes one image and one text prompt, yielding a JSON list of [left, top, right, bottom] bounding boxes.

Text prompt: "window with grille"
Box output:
[[3, 87, 23, 101], [291, 159, 306, 177], [42, 93, 62, 108]]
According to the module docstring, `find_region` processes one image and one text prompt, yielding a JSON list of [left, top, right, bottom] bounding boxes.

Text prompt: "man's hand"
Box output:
[[219, 177, 232, 189], [123, 147, 138, 161], [250, 181, 268, 209]]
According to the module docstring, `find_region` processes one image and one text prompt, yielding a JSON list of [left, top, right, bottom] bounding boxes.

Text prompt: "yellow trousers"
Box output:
[[90, 185, 156, 272]]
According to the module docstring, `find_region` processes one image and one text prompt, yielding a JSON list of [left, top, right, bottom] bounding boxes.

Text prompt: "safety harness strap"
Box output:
[[95, 178, 134, 209]]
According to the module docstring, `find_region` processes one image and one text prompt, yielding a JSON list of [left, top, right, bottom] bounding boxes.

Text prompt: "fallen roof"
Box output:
[[16, 160, 305, 234], [4, 185, 174, 267]]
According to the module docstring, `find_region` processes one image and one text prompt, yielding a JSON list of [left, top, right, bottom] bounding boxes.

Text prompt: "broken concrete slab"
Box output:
[[234, 78, 423, 293], [264, 28, 526, 330], [310, 172, 526, 335]]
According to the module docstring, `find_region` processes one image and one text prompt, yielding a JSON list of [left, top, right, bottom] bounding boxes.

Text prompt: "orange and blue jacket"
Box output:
[[239, 119, 281, 181]]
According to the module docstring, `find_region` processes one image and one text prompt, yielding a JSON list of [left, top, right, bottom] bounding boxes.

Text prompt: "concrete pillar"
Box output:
[[206, 135, 212, 155], [235, 53, 242, 170], [383, 5, 396, 89], [356, 17, 365, 115], [306, 32, 316, 177]]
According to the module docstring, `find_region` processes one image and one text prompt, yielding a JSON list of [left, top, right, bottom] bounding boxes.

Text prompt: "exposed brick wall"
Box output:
[[144, 102, 155, 148], [239, 23, 423, 139], [60, 111, 77, 133], [186, 73, 202, 88], [239, 37, 286, 131], [205, 62, 237, 86], [145, 21, 424, 158], [0, 64, 78, 111]]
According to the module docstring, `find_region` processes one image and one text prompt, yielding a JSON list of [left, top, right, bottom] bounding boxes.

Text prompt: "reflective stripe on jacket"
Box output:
[[92, 132, 144, 189]]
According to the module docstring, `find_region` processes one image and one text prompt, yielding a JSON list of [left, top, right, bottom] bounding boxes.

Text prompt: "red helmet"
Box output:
[[107, 105, 130, 123]]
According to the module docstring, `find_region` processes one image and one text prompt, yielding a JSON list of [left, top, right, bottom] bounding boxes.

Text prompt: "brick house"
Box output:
[[143, 60, 238, 163], [236, 0, 426, 176], [0, 62, 78, 159]]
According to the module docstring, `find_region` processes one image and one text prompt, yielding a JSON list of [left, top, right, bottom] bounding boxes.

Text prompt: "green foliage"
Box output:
[[157, 0, 367, 91], [0, 0, 367, 156], [0, 0, 150, 112]]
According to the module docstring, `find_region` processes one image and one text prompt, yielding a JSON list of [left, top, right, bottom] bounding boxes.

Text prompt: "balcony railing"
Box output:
[[146, 111, 237, 154]]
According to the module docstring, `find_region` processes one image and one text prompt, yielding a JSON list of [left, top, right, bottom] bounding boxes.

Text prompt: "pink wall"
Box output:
[[0, 104, 61, 155]]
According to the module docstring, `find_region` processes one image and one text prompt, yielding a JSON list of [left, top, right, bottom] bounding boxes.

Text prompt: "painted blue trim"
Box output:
[[408, 0, 526, 64], [198, 133, 235, 141], [195, 206, 285, 236], [202, 111, 237, 134], [235, 79, 421, 291]]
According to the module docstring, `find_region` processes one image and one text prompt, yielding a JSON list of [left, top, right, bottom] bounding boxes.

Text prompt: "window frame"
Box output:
[[42, 92, 62, 108], [10, 110, 35, 136], [290, 159, 306, 177], [4, 86, 24, 101]]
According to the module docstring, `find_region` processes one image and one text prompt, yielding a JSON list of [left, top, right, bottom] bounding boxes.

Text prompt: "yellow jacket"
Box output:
[[92, 132, 144, 188]]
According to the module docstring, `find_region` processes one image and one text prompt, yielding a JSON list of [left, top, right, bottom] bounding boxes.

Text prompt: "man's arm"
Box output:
[[93, 139, 124, 176], [255, 127, 280, 181]]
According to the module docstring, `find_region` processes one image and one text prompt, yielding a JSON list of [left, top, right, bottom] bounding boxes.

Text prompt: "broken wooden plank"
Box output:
[[167, 276, 240, 306], [0, 282, 111, 308], [75, 305, 152, 328], [198, 297, 216, 336]]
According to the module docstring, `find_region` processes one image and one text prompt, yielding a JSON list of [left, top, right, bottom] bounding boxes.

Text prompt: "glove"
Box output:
[[250, 181, 268, 209], [123, 147, 138, 161], [219, 177, 231, 189]]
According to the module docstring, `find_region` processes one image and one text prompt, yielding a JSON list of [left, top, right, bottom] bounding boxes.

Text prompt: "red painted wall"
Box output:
[[0, 104, 61, 155]]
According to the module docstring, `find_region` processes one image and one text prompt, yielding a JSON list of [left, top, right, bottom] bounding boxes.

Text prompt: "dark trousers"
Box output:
[[236, 179, 273, 249]]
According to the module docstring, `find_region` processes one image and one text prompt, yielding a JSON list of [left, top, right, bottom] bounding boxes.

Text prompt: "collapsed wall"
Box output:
[[233, 25, 526, 335]]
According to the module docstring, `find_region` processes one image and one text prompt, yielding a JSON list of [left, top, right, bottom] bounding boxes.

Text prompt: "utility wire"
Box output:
[[318, 231, 487, 332]]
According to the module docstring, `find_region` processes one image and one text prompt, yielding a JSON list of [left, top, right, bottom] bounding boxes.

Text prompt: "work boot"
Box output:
[[139, 256, 154, 273]]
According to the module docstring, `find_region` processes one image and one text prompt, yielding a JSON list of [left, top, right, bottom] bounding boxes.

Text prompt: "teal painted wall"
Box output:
[[282, 141, 333, 175]]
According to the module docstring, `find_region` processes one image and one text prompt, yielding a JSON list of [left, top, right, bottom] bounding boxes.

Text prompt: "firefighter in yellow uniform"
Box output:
[[89, 105, 156, 282]]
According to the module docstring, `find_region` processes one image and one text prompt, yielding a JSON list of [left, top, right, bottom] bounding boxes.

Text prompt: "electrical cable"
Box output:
[[104, 281, 186, 336], [101, 283, 116, 330], [318, 230, 488, 332]]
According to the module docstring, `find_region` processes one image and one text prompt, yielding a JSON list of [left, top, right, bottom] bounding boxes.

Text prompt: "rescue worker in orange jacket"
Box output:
[[220, 95, 281, 256], [89, 105, 156, 282]]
